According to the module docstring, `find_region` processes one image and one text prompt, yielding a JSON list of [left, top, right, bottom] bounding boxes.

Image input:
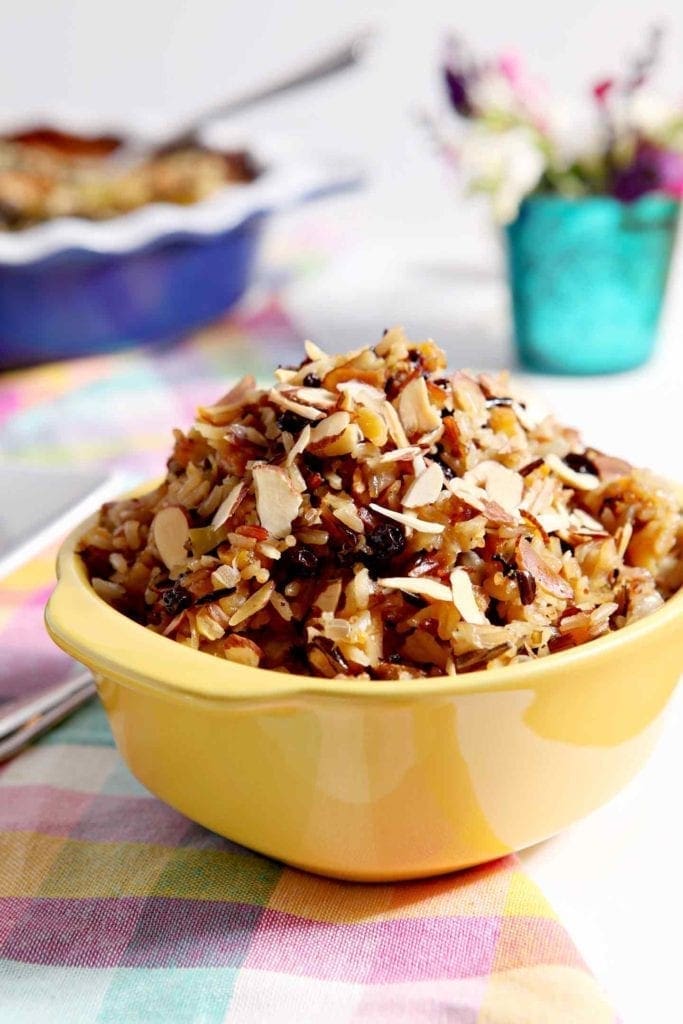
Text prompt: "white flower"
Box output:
[[469, 70, 520, 116], [459, 125, 545, 222], [546, 97, 603, 166], [628, 90, 680, 136]]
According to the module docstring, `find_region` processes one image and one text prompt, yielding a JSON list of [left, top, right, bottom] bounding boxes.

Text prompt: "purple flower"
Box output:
[[444, 66, 473, 117], [613, 142, 683, 202], [612, 144, 660, 201]]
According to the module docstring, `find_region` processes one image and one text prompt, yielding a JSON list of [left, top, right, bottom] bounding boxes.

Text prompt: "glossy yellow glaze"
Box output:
[[46, 509, 683, 881]]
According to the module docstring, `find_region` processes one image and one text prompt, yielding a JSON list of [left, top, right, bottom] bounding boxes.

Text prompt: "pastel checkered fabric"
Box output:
[[0, 303, 617, 1022]]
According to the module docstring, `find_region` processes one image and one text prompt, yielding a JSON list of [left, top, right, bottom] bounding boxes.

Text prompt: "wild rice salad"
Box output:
[[80, 330, 682, 679]]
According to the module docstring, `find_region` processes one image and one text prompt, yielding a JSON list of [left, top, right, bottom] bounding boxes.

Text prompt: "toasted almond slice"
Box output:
[[198, 376, 258, 424], [536, 510, 571, 535], [336, 380, 387, 409], [223, 634, 263, 666], [229, 424, 268, 447], [369, 502, 446, 534], [252, 464, 302, 539], [545, 453, 600, 491], [517, 538, 573, 600], [212, 482, 246, 528], [374, 446, 422, 464], [585, 448, 632, 481], [465, 460, 523, 515], [309, 411, 350, 444], [333, 503, 365, 533], [228, 581, 275, 627], [570, 508, 608, 535], [304, 339, 327, 361], [196, 607, 226, 641], [379, 576, 453, 602], [450, 568, 487, 624], [269, 389, 325, 421], [285, 423, 311, 466], [152, 507, 189, 570], [286, 386, 338, 409], [397, 376, 441, 436], [316, 423, 363, 457], [274, 367, 297, 384], [382, 400, 410, 448], [403, 462, 445, 509], [447, 478, 516, 526]]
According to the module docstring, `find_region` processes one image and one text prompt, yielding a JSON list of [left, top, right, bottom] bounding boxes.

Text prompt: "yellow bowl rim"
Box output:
[[45, 488, 683, 703]]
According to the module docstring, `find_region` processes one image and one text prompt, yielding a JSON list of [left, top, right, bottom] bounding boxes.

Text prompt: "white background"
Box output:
[[2, 3, 682, 1021]]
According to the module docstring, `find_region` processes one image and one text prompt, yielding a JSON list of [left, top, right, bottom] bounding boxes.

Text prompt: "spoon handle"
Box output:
[[161, 27, 374, 151]]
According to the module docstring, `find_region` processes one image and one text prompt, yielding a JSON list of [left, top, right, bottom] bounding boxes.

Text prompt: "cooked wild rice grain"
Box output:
[[79, 329, 683, 679]]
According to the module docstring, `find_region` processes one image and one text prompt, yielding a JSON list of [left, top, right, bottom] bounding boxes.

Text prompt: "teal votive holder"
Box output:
[[505, 194, 679, 374]]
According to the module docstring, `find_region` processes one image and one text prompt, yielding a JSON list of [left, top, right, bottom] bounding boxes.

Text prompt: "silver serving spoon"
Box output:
[[115, 27, 375, 166]]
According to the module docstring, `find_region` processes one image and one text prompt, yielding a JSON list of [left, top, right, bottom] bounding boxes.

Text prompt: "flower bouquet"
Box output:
[[441, 28, 681, 373]]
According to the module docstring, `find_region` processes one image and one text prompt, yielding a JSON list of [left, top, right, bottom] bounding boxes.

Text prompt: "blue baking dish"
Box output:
[[0, 126, 360, 367]]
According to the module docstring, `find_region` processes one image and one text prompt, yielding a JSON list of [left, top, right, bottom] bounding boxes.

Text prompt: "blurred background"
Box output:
[[1, 1, 682, 475], [5, 0, 681, 467]]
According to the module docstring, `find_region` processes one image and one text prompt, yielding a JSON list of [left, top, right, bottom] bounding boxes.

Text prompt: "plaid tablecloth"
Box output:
[[0, 300, 616, 1022]]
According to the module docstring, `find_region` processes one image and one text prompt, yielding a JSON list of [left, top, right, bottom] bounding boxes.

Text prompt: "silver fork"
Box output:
[[0, 670, 96, 764]]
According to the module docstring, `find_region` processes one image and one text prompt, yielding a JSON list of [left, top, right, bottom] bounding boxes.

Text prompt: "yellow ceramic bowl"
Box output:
[[46, 503, 683, 882]]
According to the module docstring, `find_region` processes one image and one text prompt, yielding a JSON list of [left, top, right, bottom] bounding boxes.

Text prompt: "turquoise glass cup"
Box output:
[[505, 194, 679, 374]]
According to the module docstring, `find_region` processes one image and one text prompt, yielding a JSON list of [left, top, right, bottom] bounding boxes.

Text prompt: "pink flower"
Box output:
[[592, 79, 614, 105], [497, 50, 523, 86]]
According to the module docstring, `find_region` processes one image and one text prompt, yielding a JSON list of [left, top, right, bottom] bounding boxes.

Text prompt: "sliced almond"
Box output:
[[286, 386, 338, 409], [536, 510, 571, 534], [196, 607, 226, 641], [585, 448, 632, 482], [285, 423, 311, 466], [517, 538, 573, 600], [223, 634, 263, 667], [211, 482, 246, 528], [374, 445, 422, 464], [309, 412, 363, 456], [545, 453, 600, 491], [569, 508, 609, 535], [402, 461, 445, 509], [369, 503, 445, 535], [229, 424, 268, 447], [274, 367, 297, 384], [198, 376, 257, 424], [397, 376, 441, 436], [309, 411, 350, 445], [336, 380, 386, 409], [379, 576, 453, 602], [304, 339, 327, 361], [382, 401, 410, 449], [332, 502, 365, 533], [450, 568, 487, 624], [152, 507, 189, 570], [228, 581, 275, 627], [446, 479, 515, 525], [465, 460, 523, 515], [269, 389, 325, 421], [317, 424, 362, 457], [252, 464, 302, 539]]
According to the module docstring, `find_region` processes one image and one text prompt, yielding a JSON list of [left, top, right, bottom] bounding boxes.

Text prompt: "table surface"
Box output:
[[273, 180, 683, 1024]]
